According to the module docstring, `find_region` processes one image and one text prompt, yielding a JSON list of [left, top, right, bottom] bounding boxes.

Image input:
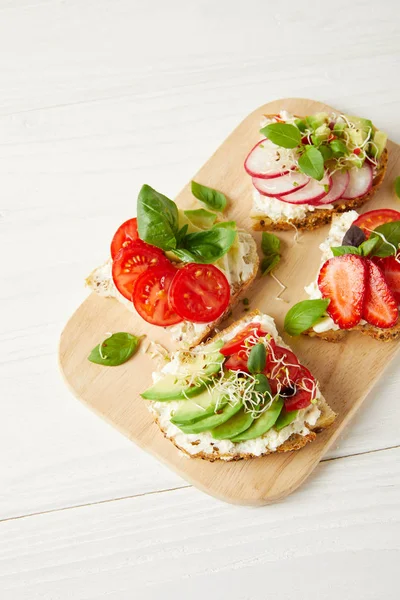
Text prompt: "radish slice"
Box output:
[[323, 170, 350, 203], [252, 172, 309, 197], [341, 164, 373, 199], [244, 139, 298, 179], [278, 174, 332, 206]]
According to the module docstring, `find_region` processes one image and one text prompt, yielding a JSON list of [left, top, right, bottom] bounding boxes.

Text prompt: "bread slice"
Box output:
[[305, 318, 400, 342], [148, 311, 336, 461], [86, 230, 259, 349], [250, 113, 388, 232]]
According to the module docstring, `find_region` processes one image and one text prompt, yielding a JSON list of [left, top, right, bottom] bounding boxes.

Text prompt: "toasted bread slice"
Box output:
[[148, 311, 336, 461], [250, 112, 388, 232], [86, 230, 259, 349], [305, 319, 400, 342]]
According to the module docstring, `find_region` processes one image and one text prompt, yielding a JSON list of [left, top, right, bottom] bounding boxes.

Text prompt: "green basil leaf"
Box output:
[[395, 176, 400, 200], [331, 245, 360, 256], [261, 231, 280, 256], [298, 146, 324, 181], [88, 333, 141, 367], [330, 139, 348, 157], [261, 254, 280, 275], [247, 343, 267, 375], [191, 181, 227, 212], [370, 221, 400, 257], [319, 145, 333, 161], [284, 299, 330, 336], [359, 236, 380, 256], [260, 123, 301, 149], [253, 373, 272, 396], [342, 224, 366, 247], [176, 227, 237, 263], [183, 209, 216, 229], [137, 184, 179, 250], [213, 221, 237, 229], [175, 224, 189, 246]]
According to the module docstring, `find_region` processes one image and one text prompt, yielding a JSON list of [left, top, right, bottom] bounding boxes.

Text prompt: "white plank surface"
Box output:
[[1, 0, 399, 597]]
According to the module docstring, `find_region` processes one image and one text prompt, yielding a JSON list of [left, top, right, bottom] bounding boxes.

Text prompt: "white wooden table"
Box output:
[[1, 1, 399, 598]]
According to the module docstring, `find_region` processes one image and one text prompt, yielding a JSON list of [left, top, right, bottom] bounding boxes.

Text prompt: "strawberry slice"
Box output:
[[318, 255, 367, 329], [372, 255, 400, 304], [362, 260, 398, 328]]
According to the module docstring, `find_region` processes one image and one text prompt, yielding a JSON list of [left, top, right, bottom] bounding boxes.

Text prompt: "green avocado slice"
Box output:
[[177, 398, 242, 434], [170, 388, 227, 426], [230, 397, 284, 442], [275, 409, 298, 431], [211, 407, 254, 440]]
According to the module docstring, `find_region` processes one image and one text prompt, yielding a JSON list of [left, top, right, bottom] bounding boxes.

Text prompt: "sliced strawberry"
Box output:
[[318, 255, 367, 329], [362, 260, 398, 328], [372, 255, 400, 304]]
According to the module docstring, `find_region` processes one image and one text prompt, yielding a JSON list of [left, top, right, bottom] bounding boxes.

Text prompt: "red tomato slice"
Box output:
[[373, 255, 400, 304], [168, 263, 230, 323], [112, 241, 170, 301], [133, 265, 182, 326], [110, 218, 139, 259], [220, 324, 268, 357], [353, 209, 400, 238], [224, 350, 250, 373], [284, 366, 316, 411], [265, 341, 301, 394]]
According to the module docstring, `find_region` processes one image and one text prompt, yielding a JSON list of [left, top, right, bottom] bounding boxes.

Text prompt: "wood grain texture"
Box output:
[[59, 98, 400, 505]]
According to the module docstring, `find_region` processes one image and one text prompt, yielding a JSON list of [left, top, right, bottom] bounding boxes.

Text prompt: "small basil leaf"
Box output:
[[261, 231, 280, 256], [175, 224, 189, 246], [177, 227, 237, 263], [342, 224, 366, 247], [319, 145, 333, 161], [247, 343, 267, 375], [261, 254, 280, 275], [359, 236, 380, 256], [298, 146, 324, 181], [370, 221, 400, 257], [331, 245, 360, 256], [88, 333, 140, 367], [395, 176, 400, 200], [260, 123, 301, 149], [213, 221, 237, 229], [253, 373, 272, 396], [284, 299, 330, 336], [330, 139, 348, 157], [183, 209, 216, 229], [191, 181, 227, 212], [137, 184, 179, 250]]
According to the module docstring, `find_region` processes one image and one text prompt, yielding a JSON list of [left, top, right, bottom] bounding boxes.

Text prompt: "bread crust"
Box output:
[[304, 318, 400, 342]]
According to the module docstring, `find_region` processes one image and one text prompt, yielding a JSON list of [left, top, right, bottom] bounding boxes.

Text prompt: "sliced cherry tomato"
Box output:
[[133, 265, 182, 326], [353, 209, 400, 238], [112, 241, 170, 301], [224, 349, 250, 373], [284, 366, 316, 411], [220, 324, 267, 357], [168, 263, 230, 324], [265, 341, 301, 394], [110, 218, 139, 259]]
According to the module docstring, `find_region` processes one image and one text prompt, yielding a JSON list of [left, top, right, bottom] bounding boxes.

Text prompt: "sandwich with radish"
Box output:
[[86, 183, 259, 348], [284, 209, 400, 341], [142, 310, 336, 460], [247, 111, 388, 231]]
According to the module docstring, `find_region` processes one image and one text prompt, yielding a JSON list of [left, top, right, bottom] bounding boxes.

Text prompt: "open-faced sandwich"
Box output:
[[141, 311, 336, 460], [284, 209, 400, 341], [247, 111, 388, 231], [86, 184, 259, 348]]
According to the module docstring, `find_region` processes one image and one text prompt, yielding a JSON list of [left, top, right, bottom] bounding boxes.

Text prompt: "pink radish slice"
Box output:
[[323, 170, 350, 203], [244, 139, 297, 179], [341, 164, 373, 199], [278, 174, 332, 206], [252, 172, 309, 197]]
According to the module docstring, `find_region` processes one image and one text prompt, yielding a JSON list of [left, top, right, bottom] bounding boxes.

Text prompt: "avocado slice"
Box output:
[[178, 398, 242, 434], [275, 409, 298, 431], [369, 130, 387, 159], [183, 209, 217, 230], [311, 123, 330, 145], [211, 407, 254, 440], [294, 118, 306, 132], [141, 374, 207, 401], [230, 397, 284, 442], [170, 388, 227, 426], [348, 128, 368, 147], [346, 115, 373, 134], [306, 112, 328, 130]]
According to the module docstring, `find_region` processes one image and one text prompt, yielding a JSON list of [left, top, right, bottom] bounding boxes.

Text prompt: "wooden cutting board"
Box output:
[[59, 98, 400, 505]]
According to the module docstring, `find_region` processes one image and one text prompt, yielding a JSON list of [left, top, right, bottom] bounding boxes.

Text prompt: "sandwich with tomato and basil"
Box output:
[[284, 209, 400, 341], [247, 111, 388, 231], [86, 183, 259, 348], [141, 310, 336, 460]]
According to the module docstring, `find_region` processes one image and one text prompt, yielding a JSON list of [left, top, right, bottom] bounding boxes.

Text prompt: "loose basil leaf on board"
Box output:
[[284, 299, 330, 336], [260, 123, 301, 149], [261, 254, 280, 275], [175, 227, 237, 264], [261, 231, 280, 256], [191, 181, 227, 212], [298, 146, 325, 181], [88, 333, 141, 367], [395, 176, 400, 200], [137, 184, 179, 250], [341, 224, 366, 247], [213, 221, 237, 229], [247, 343, 267, 375], [183, 209, 217, 229], [370, 221, 400, 257]]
